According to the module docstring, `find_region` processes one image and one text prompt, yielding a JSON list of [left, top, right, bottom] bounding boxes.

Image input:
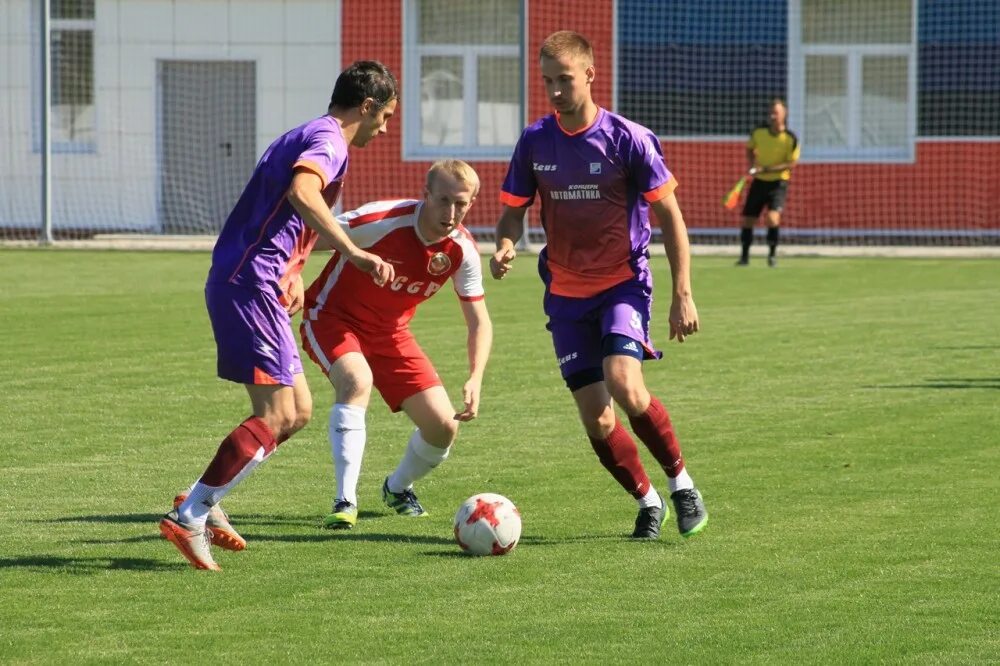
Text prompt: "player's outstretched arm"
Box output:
[[454, 298, 493, 421], [490, 206, 527, 280], [650, 193, 699, 342], [287, 170, 395, 286]]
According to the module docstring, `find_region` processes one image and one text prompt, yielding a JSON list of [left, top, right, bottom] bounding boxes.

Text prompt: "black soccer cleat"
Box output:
[[381, 477, 428, 517], [670, 488, 709, 537], [631, 493, 668, 539]]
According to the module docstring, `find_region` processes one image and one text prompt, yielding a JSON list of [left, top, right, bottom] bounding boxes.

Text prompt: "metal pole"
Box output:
[[515, 0, 529, 253], [40, 0, 53, 245]]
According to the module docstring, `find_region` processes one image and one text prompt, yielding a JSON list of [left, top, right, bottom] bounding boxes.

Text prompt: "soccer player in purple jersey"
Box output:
[[160, 61, 399, 570], [490, 31, 708, 540]]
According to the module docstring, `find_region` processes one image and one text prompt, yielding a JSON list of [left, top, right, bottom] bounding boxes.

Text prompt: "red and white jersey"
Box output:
[[304, 199, 484, 332]]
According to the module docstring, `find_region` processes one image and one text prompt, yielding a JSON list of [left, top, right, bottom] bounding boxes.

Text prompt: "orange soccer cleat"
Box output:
[[173, 494, 246, 551], [159, 511, 221, 571]]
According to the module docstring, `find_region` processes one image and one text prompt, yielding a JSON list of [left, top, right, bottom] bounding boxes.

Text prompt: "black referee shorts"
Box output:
[[742, 179, 789, 217]]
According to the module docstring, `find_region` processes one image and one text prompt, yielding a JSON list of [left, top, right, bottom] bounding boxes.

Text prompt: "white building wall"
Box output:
[[0, 0, 37, 229], [0, 0, 343, 232]]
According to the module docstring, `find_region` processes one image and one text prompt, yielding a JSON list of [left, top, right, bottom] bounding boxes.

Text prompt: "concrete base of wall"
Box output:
[[3, 236, 999, 258]]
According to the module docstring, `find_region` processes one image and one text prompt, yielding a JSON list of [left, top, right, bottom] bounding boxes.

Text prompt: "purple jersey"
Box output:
[[500, 108, 677, 299], [207, 115, 349, 296]]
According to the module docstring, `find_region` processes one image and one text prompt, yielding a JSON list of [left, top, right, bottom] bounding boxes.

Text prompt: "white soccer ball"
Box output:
[[453, 493, 521, 556]]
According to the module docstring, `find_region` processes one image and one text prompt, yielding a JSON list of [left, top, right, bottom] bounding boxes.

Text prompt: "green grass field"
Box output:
[[1, 249, 997, 663]]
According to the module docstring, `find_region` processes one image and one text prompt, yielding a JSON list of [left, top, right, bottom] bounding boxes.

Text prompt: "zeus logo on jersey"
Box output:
[[533, 162, 557, 171], [389, 275, 443, 296]]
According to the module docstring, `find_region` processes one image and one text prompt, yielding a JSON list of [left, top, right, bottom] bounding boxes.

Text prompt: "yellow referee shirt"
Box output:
[[748, 125, 800, 182]]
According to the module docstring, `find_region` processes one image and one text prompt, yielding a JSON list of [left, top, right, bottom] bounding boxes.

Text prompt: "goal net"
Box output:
[[1, 0, 997, 245]]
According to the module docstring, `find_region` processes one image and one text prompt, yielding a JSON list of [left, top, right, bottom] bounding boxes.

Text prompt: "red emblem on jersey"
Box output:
[[427, 251, 451, 276]]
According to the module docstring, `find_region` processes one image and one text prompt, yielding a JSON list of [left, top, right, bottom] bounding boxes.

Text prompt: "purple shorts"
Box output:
[[205, 282, 302, 386], [545, 279, 662, 381]]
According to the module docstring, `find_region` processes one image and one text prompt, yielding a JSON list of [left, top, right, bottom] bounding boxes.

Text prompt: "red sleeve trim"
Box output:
[[293, 160, 329, 189], [642, 176, 678, 203], [458, 294, 485, 302], [253, 367, 281, 385], [499, 191, 532, 207]]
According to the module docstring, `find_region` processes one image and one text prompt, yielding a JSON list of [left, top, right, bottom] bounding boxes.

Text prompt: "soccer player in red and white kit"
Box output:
[[491, 31, 708, 539], [300, 160, 492, 528]]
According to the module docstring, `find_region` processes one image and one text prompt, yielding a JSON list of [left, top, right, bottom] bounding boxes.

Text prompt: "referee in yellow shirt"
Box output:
[[737, 98, 799, 267]]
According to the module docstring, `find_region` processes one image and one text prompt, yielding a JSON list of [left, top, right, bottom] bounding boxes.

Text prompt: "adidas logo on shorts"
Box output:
[[623, 341, 640, 353]]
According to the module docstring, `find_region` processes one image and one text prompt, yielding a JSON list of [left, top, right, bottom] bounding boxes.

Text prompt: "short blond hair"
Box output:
[[426, 159, 480, 197], [540, 31, 594, 66]]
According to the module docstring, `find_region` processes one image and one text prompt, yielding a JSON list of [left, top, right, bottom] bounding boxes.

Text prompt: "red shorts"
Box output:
[[300, 318, 441, 412]]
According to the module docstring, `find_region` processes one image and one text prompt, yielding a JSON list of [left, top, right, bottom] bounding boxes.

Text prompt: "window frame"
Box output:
[[31, 2, 97, 154], [401, 0, 523, 161], [788, 0, 918, 163]]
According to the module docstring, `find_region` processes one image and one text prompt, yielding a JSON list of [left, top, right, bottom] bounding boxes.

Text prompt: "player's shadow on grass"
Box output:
[[236, 512, 364, 527], [0, 555, 177, 573], [50, 512, 163, 524], [930, 345, 1000, 351], [50, 512, 325, 528], [865, 377, 1000, 390], [419, 533, 682, 557], [253, 531, 456, 546]]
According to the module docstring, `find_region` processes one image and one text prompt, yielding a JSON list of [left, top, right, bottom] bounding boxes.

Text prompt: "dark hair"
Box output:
[[328, 60, 398, 111]]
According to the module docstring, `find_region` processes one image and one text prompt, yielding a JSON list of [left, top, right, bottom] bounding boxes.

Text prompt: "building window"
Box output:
[[918, 1, 1000, 137], [790, 0, 916, 162], [403, 0, 522, 160], [34, 0, 96, 152], [617, 0, 788, 138]]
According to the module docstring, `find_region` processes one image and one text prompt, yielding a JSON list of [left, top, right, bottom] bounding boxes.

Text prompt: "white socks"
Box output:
[[330, 403, 367, 505], [178, 447, 267, 528], [668, 467, 695, 493], [637, 486, 663, 509], [387, 430, 450, 493], [635, 470, 695, 509]]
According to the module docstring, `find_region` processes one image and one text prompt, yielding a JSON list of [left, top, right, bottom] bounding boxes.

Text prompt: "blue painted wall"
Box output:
[[617, 0, 999, 136]]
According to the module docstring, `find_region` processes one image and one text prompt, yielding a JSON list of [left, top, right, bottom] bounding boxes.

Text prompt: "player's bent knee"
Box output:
[[579, 407, 616, 439], [607, 383, 648, 415], [612, 389, 649, 416], [277, 412, 298, 435], [423, 417, 458, 447], [295, 390, 313, 423], [260, 411, 297, 438], [333, 373, 373, 403], [290, 404, 312, 433], [604, 374, 646, 415]]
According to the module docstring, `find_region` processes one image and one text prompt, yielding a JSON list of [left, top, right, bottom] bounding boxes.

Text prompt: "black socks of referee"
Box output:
[[740, 227, 753, 261], [766, 226, 779, 258]]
